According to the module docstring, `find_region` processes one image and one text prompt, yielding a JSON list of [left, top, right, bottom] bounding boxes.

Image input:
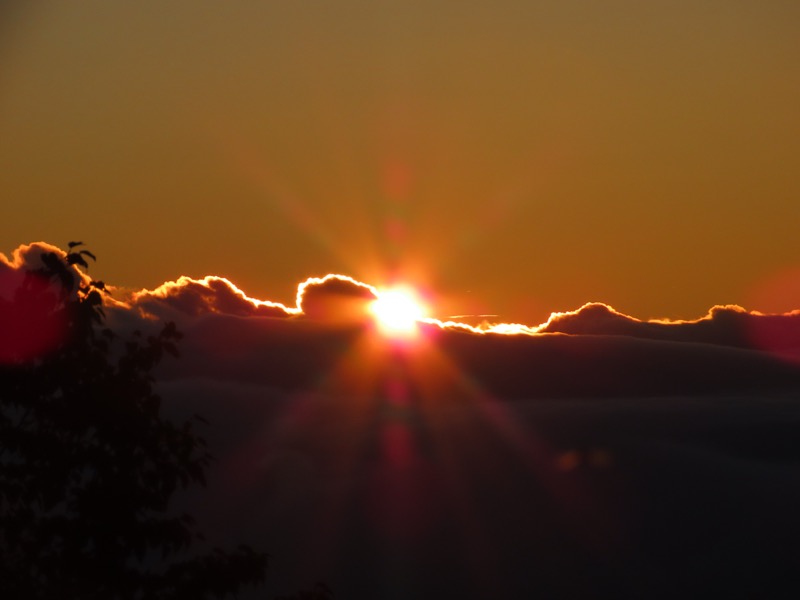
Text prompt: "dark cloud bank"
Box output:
[[6, 243, 800, 598], [126, 271, 800, 400]]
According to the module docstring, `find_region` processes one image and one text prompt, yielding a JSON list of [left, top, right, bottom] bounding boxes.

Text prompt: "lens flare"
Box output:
[[370, 287, 426, 337]]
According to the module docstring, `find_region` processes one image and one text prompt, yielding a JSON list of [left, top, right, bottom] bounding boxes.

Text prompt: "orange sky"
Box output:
[[2, 1, 799, 324]]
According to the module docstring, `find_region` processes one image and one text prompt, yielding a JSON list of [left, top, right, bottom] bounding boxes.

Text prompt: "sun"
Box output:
[[370, 287, 427, 337]]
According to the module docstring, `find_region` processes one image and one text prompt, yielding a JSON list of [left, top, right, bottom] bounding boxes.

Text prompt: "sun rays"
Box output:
[[269, 302, 602, 594]]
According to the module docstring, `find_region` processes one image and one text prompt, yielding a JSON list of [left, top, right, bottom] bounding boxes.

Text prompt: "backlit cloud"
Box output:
[[6, 242, 800, 397], [0, 242, 93, 362], [539, 301, 800, 361], [131, 272, 380, 323], [0, 241, 92, 291], [131, 275, 294, 320], [295, 274, 378, 321]]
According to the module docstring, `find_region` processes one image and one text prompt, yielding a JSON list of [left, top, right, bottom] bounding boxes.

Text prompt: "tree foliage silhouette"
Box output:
[[0, 244, 268, 599]]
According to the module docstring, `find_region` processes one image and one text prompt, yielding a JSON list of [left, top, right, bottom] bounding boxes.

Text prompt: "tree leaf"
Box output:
[[66, 254, 89, 269]]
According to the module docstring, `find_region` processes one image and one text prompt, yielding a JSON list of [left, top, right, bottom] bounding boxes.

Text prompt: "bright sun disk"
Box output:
[[370, 287, 426, 336]]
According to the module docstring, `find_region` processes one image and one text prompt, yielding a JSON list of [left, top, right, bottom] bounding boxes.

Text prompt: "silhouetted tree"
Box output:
[[0, 244, 267, 599]]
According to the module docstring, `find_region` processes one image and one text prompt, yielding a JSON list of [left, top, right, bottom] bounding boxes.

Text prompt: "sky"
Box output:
[[2, 1, 800, 324], [4, 6, 800, 595]]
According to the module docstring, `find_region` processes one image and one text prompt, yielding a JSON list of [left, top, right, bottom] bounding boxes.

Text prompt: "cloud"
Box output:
[[295, 274, 378, 321], [7, 241, 800, 397], [0, 242, 94, 362], [0, 241, 92, 291], [122, 260, 800, 371], [130, 272, 378, 324], [139, 308, 800, 400], [1, 241, 64, 273], [131, 275, 294, 320], [539, 301, 800, 362]]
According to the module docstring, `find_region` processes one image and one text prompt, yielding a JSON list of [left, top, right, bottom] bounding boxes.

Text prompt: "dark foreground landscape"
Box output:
[[4, 244, 800, 599]]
